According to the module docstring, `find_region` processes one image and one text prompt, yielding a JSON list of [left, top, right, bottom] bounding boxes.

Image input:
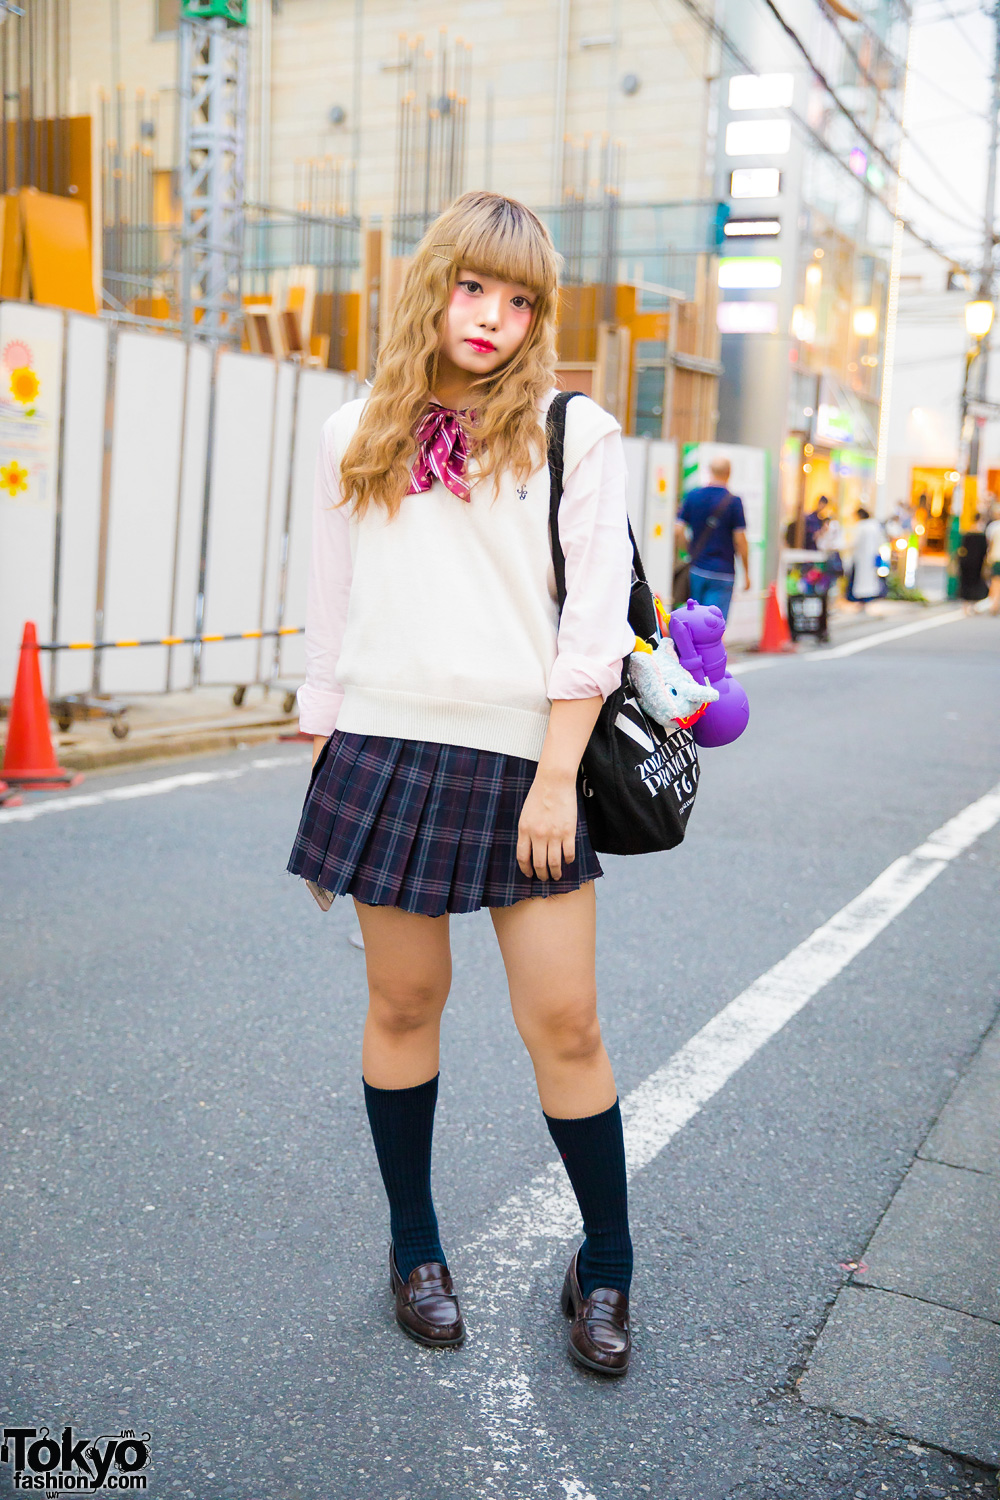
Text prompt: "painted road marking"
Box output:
[[0, 754, 307, 826], [455, 778, 1000, 1499], [804, 606, 966, 660], [729, 606, 965, 675], [0, 611, 967, 826]]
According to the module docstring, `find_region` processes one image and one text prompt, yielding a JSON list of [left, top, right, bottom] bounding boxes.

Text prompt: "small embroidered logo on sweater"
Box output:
[[516, 483, 528, 502]]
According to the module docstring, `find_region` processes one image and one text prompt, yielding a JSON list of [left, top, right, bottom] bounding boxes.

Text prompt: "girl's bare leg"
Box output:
[[492, 884, 633, 1334], [354, 902, 452, 1087], [490, 882, 616, 1117], [354, 903, 459, 1319]]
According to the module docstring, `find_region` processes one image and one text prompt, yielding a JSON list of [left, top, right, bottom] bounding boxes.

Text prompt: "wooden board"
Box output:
[[0, 193, 24, 301], [21, 189, 97, 315]]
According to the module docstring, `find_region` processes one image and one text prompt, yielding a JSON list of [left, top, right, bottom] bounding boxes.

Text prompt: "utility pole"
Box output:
[[960, 0, 1000, 531]]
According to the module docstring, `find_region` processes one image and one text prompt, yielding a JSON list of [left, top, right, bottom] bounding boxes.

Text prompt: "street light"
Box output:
[[965, 299, 995, 338]]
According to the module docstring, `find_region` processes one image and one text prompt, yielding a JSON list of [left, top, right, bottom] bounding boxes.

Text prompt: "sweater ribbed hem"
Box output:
[[336, 686, 550, 761]]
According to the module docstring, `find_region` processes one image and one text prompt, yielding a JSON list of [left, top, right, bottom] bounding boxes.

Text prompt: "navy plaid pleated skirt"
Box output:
[[286, 730, 603, 917]]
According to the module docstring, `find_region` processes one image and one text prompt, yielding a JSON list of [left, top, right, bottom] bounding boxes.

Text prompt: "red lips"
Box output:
[[466, 338, 496, 353]]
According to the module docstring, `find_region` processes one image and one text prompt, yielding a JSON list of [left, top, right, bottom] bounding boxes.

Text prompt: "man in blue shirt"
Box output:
[[676, 457, 751, 620]]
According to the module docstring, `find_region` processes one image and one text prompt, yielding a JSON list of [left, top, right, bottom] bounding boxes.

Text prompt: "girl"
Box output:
[[287, 192, 636, 1376], [846, 505, 886, 613]]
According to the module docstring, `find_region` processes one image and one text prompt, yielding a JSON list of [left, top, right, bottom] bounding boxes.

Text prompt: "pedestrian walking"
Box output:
[[984, 508, 1000, 615], [674, 457, 751, 620], [956, 518, 989, 614], [287, 192, 636, 1375], [845, 506, 886, 613]]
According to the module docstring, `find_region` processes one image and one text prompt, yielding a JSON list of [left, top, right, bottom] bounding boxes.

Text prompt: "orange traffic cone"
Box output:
[[2, 622, 83, 789], [756, 584, 795, 654]]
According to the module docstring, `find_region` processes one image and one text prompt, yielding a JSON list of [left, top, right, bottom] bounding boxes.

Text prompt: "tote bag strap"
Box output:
[[546, 390, 645, 614]]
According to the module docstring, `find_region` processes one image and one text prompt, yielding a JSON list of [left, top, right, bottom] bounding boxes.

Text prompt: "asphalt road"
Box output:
[[1, 612, 998, 1500]]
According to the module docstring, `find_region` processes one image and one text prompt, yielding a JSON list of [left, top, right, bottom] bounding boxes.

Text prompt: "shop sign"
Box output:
[[830, 448, 875, 477], [718, 257, 782, 289], [815, 402, 854, 445]]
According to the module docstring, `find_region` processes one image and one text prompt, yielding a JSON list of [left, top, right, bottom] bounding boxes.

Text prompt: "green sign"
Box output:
[[182, 0, 248, 23]]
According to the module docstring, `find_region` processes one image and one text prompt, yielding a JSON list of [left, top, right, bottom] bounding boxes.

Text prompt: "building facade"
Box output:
[[68, 0, 911, 565], [710, 0, 909, 570], [70, 0, 718, 215]]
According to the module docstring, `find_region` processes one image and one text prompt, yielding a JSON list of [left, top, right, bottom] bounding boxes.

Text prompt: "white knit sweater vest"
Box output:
[[330, 393, 619, 761]]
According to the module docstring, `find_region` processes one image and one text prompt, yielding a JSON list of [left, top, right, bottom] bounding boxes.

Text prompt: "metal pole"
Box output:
[[551, 0, 570, 205], [92, 322, 120, 698], [192, 341, 221, 688], [483, 83, 493, 192], [49, 310, 70, 701], [257, 0, 271, 203], [351, 0, 362, 216], [271, 361, 303, 689], [165, 340, 192, 693], [255, 357, 282, 687], [962, 0, 1000, 530]]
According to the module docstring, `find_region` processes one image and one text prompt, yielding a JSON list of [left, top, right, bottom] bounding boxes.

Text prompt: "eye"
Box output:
[[511, 295, 533, 311], [458, 279, 482, 295]]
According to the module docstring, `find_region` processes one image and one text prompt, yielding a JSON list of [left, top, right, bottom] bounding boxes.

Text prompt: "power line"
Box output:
[[913, 1, 988, 23], [912, 0, 990, 55], [660, 0, 976, 271], [813, 0, 988, 230], [757, 0, 983, 235]]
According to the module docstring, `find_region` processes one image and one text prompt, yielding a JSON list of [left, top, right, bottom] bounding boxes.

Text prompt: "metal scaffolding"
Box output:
[[0, 0, 72, 197], [178, 5, 248, 342]]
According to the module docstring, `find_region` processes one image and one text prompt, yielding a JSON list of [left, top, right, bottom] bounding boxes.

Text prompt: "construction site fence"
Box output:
[[101, 198, 720, 335], [0, 297, 362, 701], [0, 292, 710, 699]]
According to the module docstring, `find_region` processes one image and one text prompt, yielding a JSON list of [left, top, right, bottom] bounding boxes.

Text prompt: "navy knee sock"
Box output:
[[544, 1098, 633, 1298], [363, 1074, 446, 1282]]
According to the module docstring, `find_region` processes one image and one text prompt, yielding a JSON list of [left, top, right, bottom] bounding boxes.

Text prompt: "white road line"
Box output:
[[804, 606, 965, 660], [729, 606, 966, 676], [453, 778, 1000, 1498], [0, 754, 306, 826], [0, 611, 966, 827]]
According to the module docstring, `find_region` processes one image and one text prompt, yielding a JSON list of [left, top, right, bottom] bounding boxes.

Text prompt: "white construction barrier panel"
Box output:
[[0, 303, 64, 695], [200, 350, 284, 688], [643, 440, 678, 606], [51, 314, 108, 698], [101, 330, 203, 694], [276, 369, 355, 686]]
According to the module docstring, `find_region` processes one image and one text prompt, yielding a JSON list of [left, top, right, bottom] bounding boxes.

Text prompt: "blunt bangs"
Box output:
[[447, 195, 560, 297]]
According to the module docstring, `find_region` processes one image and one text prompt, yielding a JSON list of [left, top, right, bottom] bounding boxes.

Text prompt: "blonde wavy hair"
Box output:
[[340, 191, 561, 519]]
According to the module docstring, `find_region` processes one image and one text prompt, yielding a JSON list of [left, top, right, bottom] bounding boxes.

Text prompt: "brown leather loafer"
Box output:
[[560, 1247, 630, 1376], [389, 1244, 465, 1348]]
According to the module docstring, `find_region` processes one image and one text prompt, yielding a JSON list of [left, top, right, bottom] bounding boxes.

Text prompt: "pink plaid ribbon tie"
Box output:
[[408, 405, 471, 502]]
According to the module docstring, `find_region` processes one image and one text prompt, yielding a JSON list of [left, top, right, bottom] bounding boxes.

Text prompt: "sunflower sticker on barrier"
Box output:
[[0, 325, 59, 509], [0, 460, 29, 498]]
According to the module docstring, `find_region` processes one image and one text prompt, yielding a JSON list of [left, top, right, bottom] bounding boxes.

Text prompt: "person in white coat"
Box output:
[[847, 506, 885, 613]]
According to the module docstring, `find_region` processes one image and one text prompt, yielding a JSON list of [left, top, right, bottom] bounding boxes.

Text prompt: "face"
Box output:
[[438, 267, 537, 383]]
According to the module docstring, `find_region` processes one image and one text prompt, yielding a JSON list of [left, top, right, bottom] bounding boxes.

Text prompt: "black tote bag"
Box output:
[[546, 391, 699, 857]]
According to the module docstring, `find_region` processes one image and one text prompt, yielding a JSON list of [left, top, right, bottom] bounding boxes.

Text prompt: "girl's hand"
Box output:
[[312, 735, 327, 767], [517, 769, 578, 881]]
